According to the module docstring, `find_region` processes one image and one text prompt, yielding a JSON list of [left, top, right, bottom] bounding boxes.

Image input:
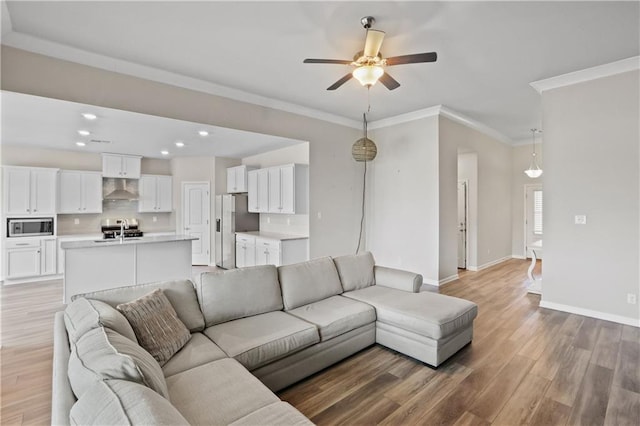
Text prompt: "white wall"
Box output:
[[439, 117, 512, 273], [541, 70, 639, 324], [1, 46, 362, 259], [242, 143, 310, 235], [511, 143, 544, 258], [367, 116, 440, 283], [458, 152, 478, 269]]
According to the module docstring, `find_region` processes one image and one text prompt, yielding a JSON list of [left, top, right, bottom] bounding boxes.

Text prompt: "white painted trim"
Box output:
[[540, 300, 640, 328], [2, 31, 362, 130], [439, 106, 513, 145], [367, 105, 442, 130], [530, 56, 640, 94], [422, 277, 440, 287], [511, 254, 526, 260], [439, 274, 459, 286], [467, 256, 511, 272]]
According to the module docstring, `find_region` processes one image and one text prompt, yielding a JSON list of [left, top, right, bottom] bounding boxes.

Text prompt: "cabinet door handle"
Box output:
[[15, 243, 29, 246]]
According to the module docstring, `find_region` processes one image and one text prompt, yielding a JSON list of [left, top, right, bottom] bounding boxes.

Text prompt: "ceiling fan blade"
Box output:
[[303, 58, 352, 65], [379, 72, 401, 90], [363, 29, 385, 57], [385, 52, 438, 66], [327, 74, 353, 91]]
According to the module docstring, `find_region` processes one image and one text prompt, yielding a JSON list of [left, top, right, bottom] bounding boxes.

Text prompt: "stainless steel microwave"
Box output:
[[7, 217, 54, 237]]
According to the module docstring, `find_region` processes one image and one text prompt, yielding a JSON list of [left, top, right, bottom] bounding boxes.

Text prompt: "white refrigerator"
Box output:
[[214, 194, 259, 269]]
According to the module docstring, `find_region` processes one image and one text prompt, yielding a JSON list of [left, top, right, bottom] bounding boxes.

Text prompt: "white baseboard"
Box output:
[[511, 254, 526, 260], [540, 300, 640, 327], [422, 278, 440, 286], [467, 256, 511, 272], [439, 274, 459, 286]]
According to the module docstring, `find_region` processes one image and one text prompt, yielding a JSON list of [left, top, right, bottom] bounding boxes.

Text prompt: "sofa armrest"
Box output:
[[51, 311, 76, 426], [374, 266, 423, 293]]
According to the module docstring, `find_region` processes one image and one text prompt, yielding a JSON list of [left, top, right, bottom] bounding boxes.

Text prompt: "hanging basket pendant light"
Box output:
[[352, 113, 377, 162], [524, 128, 543, 178]]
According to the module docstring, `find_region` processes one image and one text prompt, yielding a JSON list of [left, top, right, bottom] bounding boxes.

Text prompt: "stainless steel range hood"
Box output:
[[103, 178, 139, 200]]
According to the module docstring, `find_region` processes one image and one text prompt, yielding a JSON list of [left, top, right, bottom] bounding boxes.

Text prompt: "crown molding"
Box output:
[[366, 105, 442, 130], [1, 31, 362, 130], [530, 56, 640, 94], [439, 106, 513, 145]]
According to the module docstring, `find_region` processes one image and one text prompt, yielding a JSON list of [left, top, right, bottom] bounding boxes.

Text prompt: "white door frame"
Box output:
[[523, 183, 543, 259], [457, 179, 469, 269], [181, 181, 211, 266]]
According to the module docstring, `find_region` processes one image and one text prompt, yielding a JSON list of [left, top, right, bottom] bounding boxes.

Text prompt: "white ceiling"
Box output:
[[1, 91, 305, 159], [2, 1, 639, 145]]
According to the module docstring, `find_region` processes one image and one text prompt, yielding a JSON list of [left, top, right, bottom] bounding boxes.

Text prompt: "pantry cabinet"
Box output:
[[102, 154, 141, 179], [58, 170, 103, 214], [138, 175, 172, 212], [227, 165, 256, 194], [3, 166, 58, 215]]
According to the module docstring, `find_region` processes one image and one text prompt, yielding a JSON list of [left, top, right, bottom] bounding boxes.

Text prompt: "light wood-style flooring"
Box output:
[[1, 259, 638, 425]]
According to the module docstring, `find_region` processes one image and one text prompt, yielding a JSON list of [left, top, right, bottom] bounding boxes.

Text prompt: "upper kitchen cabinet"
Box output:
[[3, 166, 58, 215], [267, 164, 308, 214], [247, 168, 269, 213], [58, 170, 103, 214], [138, 175, 172, 212], [227, 165, 256, 193], [102, 153, 141, 178]]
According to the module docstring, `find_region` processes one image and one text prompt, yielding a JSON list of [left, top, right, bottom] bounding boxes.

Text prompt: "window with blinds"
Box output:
[[533, 190, 543, 235]]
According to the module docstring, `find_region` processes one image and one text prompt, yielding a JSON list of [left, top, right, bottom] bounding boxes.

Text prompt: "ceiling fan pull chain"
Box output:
[[367, 86, 371, 113]]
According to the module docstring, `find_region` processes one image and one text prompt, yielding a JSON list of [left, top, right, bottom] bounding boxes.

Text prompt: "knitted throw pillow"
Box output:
[[117, 288, 190, 366]]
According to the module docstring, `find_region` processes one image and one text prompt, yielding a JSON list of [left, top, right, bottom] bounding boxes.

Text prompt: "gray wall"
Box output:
[[1, 46, 361, 259], [541, 70, 639, 323]]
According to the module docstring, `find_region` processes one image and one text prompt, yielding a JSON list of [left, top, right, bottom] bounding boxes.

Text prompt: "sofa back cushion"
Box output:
[[70, 380, 189, 426], [68, 327, 169, 400], [278, 257, 343, 310], [198, 265, 283, 327], [73, 279, 205, 332], [64, 297, 138, 344], [333, 252, 376, 292]]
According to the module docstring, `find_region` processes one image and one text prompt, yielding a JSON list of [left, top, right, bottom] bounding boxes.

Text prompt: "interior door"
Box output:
[[457, 181, 467, 269], [182, 182, 210, 265], [525, 184, 543, 259]]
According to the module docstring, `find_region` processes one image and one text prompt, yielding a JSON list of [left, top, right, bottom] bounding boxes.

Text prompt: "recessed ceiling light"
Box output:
[[161, 150, 169, 155], [81, 113, 97, 120], [77, 130, 91, 136], [175, 141, 185, 147], [198, 130, 209, 137], [75, 141, 86, 147]]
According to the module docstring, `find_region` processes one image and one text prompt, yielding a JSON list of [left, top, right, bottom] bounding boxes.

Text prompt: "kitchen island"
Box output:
[[61, 235, 198, 303]]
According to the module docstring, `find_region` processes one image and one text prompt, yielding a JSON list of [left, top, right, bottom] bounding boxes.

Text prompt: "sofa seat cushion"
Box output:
[[162, 332, 228, 378], [230, 402, 313, 426], [287, 295, 376, 341], [68, 327, 169, 400], [278, 256, 344, 310], [204, 311, 319, 370], [70, 380, 189, 426], [74, 279, 205, 332], [166, 358, 280, 425], [343, 286, 478, 340], [64, 297, 138, 344]]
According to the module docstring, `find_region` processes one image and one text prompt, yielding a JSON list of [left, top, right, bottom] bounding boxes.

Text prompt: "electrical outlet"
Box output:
[[286, 218, 291, 226], [152, 216, 157, 222], [317, 211, 322, 220], [74, 218, 80, 225], [575, 215, 587, 225], [267, 217, 271, 224], [628, 293, 637, 305]]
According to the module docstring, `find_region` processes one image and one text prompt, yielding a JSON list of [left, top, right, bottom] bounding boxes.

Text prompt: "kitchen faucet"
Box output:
[[119, 219, 129, 242]]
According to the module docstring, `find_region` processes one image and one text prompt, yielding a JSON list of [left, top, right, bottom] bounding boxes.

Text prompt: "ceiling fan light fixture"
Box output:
[[352, 65, 384, 87]]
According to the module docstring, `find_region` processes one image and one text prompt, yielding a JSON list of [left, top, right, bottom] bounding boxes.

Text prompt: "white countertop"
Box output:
[[61, 234, 196, 249], [235, 231, 309, 241]]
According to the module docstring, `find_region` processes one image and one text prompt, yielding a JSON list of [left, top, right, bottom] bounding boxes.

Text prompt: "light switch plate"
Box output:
[[575, 215, 587, 225]]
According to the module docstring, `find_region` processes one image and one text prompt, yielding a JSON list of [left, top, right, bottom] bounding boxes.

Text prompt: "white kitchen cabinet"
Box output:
[[40, 237, 57, 276], [102, 154, 141, 179], [4, 237, 58, 280], [3, 166, 58, 215], [255, 237, 281, 267], [235, 234, 256, 268], [58, 170, 103, 214], [267, 164, 308, 214], [247, 169, 269, 213], [138, 175, 172, 212], [227, 165, 255, 193]]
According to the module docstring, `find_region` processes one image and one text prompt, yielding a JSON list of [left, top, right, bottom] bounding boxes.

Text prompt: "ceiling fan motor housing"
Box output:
[[361, 16, 375, 29]]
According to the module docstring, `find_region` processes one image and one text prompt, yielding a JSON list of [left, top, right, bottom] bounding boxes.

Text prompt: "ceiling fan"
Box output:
[[304, 16, 437, 91]]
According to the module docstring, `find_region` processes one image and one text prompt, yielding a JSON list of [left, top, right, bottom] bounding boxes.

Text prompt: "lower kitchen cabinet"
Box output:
[[4, 237, 57, 281], [235, 233, 308, 268]]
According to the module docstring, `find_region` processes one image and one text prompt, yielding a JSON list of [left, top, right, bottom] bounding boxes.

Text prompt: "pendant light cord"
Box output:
[[356, 112, 368, 254]]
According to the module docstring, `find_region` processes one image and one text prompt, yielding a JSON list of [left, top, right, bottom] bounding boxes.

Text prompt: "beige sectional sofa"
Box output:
[[52, 252, 478, 425]]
